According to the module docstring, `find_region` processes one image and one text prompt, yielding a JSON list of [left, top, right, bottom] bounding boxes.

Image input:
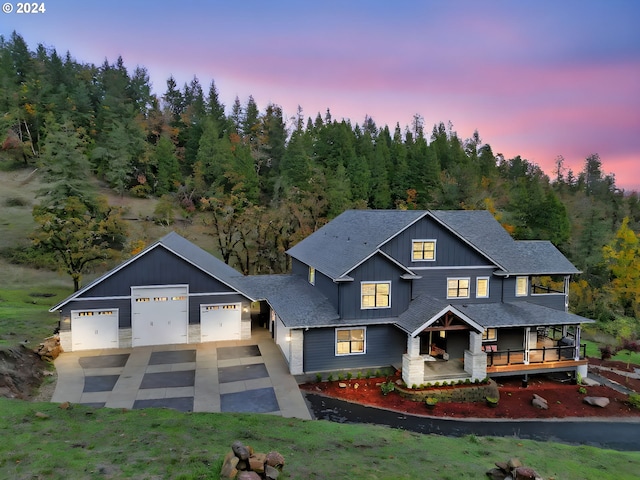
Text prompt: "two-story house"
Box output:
[[243, 209, 593, 387], [51, 209, 593, 387]]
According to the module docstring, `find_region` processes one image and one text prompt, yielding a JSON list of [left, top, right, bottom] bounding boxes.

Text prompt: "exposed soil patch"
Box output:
[[0, 345, 48, 399], [300, 365, 640, 419]]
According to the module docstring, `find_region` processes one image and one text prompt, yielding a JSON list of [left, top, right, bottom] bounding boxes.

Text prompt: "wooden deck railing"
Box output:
[[486, 344, 587, 367]]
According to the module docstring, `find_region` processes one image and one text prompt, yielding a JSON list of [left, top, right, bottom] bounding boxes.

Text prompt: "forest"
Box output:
[[1, 31, 638, 330]]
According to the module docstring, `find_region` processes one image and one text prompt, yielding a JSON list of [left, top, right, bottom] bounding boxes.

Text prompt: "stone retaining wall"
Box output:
[[395, 379, 499, 403]]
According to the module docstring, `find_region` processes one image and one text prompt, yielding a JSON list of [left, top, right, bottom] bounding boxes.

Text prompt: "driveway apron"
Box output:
[[52, 329, 311, 419]]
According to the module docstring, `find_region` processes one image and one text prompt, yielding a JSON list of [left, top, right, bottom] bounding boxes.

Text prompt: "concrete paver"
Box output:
[[51, 328, 312, 419]]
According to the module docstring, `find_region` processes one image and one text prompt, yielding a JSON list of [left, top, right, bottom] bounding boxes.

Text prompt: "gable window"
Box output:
[[308, 266, 316, 285], [447, 278, 470, 299], [476, 277, 490, 298], [412, 240, 436, 261], [361, 282, 390, 309], [516, 276, 528, 297], [336, 328, 366, 355], [482, 328, 497, 342]]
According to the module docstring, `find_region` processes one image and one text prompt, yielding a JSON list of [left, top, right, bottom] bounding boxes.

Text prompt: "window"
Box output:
[[516, 276, 528, 297], [476, 277, 489, 298], [412, 240, 436, 261], [361, 282, 390, 309], [447, 278, 470, 298], [308, 266, 315, 285], [171, 296, 186, 301], [482, 328, 497, 342], [336, 328, 365, 355]]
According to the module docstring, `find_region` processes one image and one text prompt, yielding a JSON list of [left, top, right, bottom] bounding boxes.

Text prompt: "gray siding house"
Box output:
[[51, 210, 593, 386]]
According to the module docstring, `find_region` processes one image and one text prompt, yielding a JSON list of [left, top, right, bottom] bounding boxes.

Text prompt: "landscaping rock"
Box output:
[[338, 382, 347, 388], [265, 451, 285, 469], [583, 396, 610, 408], [531, 394, 548, 410], [237, 472, 261, 480], [513, 466, 540, 479], [232, 440, 251, 460], [265, 465, 280, 480], [581, 377, 600, 387], [221, 442, 285, 479], [488, 457, 543, 480]]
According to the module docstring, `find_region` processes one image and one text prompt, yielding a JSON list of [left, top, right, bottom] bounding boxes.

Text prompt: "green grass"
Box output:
[[0, 287, 71, 347], [0, 398, 639, 480], [583, 339, 640, 365]]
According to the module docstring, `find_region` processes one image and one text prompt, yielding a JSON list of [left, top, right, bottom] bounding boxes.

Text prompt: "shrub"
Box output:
[[327, 374, 334, 382], [434, 382, 440, 387], [356, 372, 362, 380], [485, 396, 499, 407], [578, 386, 587, 395], [380, 380, 395, 396], [412, 384, 418, 390], [425, 397, 438, 408], [464, 378, 471, 385], [599, 344, 615, 360], [442, 381, 448, 387], [315, 373, 323, 383], [628, 393, 640, 410], [4, 196, 28, 207], [365, 370, 372, 379], [337, 373, 344, 381], [346, 372, 353, 380], [374, 370, 382, 378]]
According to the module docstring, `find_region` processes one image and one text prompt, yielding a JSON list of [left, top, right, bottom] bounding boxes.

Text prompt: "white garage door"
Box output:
[[132, 286, 188, 347], [71, 309, 119, 351], [201, 303, 241, 342]]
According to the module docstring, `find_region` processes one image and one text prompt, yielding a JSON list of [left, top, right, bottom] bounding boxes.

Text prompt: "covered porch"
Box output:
[[402, 309, 486, 387]]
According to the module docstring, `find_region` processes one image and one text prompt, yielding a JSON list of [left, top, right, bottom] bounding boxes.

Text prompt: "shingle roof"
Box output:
[[50, 231, 250, 312], [287, 209, 580, 278], [286, 210, 426, 279], [235, 274, 341, 328], [456, 302, 594, 328]]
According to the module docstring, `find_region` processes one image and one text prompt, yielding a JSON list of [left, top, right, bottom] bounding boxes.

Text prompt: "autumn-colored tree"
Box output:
[[32, 196, 127, 291], [603, 217, 640, 318]]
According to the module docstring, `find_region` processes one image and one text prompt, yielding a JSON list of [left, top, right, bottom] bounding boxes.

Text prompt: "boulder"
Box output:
[[581, 377, 600, 387], [265, 465, 280, 480], [220, 453, 239, 479], [237, 472, 261, 480], [583, 396, 610, 408], [248, 453, 266, 473], [531, 394, 548, 410], [232, 441, 251, 460], [265, 451, 285, 470], [513, 466, 541, 479], [485, 467, 509, 479]]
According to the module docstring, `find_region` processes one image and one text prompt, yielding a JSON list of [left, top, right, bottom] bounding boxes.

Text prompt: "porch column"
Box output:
[[574, 325, 581, 361], [463, 331, 487, 381], [402, 335, 424, 387], [523, 327, 530, 364]]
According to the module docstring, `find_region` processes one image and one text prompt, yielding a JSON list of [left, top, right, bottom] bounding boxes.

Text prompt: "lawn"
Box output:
[[1, 398, 639, 480]]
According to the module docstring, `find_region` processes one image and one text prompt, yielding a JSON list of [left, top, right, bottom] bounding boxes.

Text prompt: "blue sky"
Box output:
[[2, 0, 639, 190]]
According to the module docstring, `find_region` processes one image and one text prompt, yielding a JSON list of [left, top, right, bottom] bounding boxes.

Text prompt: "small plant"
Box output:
[[337, 373, 344, 381], [599, 344, 614, 360], [486, 396, 499, 408], [327, 374, 334, 382], [434, 382, 440, 387], [425, 382, 432, 388], [576, 371, 583, 385], [464, 378, 471, 385], [457, 379, 464, 385], [474, 378, 480, 384], [628, 393, 640, 410], [442, 381, 448, 386], [365, 370, 372, 379], [578, 386, 587, 395], [412, 384, 418, 390], [375, 370, 382, 378], [380, 380, 395, 396], [315, 373, 323, 383], [346, 372, 353, 380], [425, 397, 438, 409], [356, 371, 362, 380]]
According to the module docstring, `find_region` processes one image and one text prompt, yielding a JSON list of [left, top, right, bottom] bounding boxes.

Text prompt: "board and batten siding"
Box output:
[[380, 216, 492, 268], [338, 254, 411, 319], [291, 258, 339, 310], [302, 324, 406, 372], [412, 268, 501, 303], [59, 298, 131, 330], [78, 247, 237, 297]]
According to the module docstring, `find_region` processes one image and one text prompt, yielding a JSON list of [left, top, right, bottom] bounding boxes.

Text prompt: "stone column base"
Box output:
[[402, 354, 425, 387], [463, 349, 487, 381]]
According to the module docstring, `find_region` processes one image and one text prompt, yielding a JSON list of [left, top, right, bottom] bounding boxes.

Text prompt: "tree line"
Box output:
[[1, 32, 638, 322]]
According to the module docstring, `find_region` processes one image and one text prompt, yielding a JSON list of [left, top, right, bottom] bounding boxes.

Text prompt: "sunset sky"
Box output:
[[2, 1, 639, 191]]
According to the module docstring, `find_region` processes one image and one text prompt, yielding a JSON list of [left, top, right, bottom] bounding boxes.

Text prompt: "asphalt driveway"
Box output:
[[51, 329, 311, 419]]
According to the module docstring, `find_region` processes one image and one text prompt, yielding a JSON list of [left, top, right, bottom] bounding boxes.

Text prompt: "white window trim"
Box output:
[[515, 276, 529, 297], [447, 277, 470, 299], [482, 328, 497, 342], [411, 239, 437, 262], [476, 277, 490, 298], [335, 327, 367, 356], [360, 281, 391, 310]]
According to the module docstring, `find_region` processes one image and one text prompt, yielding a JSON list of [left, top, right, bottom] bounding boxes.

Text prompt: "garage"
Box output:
[[200, 303, 241, 342], [131, 286, 188, 347], [71, 309, 119, 351]]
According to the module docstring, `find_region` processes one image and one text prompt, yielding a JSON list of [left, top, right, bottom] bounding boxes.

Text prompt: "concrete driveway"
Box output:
[[52, 329, 311, 419]]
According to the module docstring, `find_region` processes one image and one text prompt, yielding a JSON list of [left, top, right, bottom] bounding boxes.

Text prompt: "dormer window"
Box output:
[[412, 240, 436, 261], [308, 266, 315, 285]]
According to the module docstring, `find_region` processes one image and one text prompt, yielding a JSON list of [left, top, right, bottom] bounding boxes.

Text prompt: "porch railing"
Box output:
[[486, 344, 587, 367]]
